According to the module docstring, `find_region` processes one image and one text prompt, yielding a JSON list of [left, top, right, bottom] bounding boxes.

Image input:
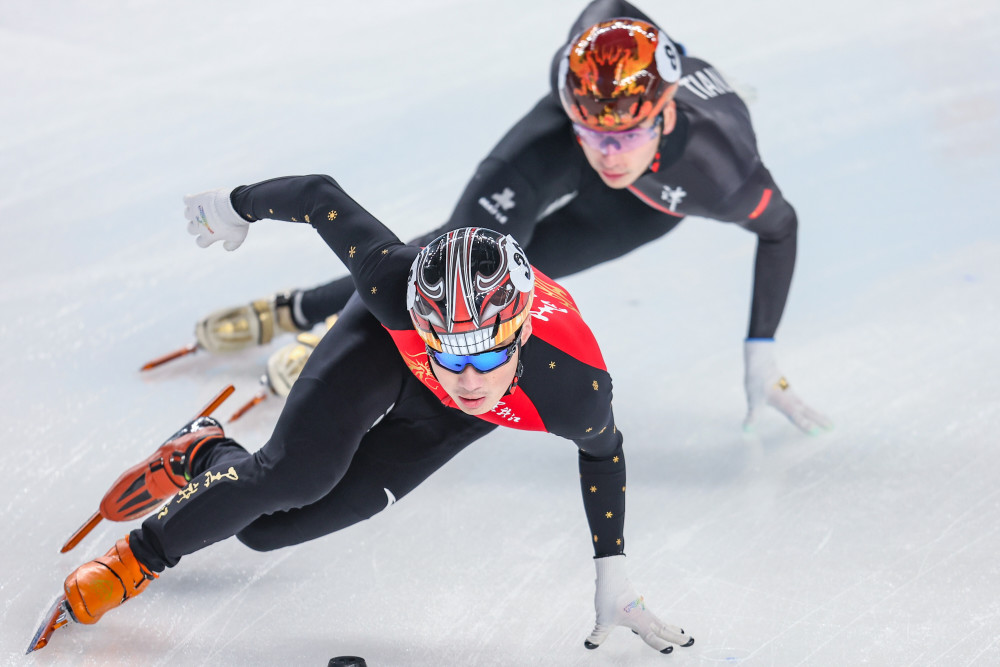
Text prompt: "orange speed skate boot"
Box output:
[[27, 536, 157, 652], [60, 385, 234, 554], [63, 536, 157, 625], [99, 416, 225, 522]]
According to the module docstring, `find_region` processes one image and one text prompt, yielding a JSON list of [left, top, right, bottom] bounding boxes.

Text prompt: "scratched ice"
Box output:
[[2, 0, 999, 665]]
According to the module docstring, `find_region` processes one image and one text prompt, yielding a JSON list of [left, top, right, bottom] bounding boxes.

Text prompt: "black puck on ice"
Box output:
[[328, 657, 367, 667]]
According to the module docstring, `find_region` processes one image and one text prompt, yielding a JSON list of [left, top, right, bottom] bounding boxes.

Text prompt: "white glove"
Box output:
[[743, 338, 833, 435], [184, 188, 249, 251], [585, 555, 694, 654]]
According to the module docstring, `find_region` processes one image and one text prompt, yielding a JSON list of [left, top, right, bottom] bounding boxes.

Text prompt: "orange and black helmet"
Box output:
[[557, 18, 682, 131]]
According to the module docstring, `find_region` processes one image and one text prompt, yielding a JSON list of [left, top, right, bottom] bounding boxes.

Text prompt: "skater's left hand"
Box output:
[[743, 338, 833, 435], [585, 555, 694, 654], [184, 188, 249, 251]]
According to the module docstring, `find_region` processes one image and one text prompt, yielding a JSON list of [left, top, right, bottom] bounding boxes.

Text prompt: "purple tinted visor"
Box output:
[[572, 116, 663, 156]]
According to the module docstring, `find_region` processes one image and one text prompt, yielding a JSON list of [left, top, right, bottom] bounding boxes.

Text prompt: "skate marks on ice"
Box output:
[[628, 244, 1000, 664], [699, 646, 753, 662], [155, 549, 299, 665], [5, 0, 1000, 664]]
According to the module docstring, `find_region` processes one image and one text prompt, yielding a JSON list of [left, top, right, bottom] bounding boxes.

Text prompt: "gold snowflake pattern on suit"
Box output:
[[328, 210, 338, 220]]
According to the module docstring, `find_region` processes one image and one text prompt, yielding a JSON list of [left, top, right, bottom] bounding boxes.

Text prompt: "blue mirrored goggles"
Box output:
[[427, 334, 520, 374]]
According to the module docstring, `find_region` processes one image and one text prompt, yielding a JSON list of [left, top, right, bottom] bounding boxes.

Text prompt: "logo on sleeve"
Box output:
[[677, 67, 735, 100], [660, 185, 687, 211], [478, 187, 516, 224]]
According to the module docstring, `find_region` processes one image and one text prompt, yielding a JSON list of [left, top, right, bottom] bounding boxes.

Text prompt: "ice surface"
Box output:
[[2, 0, 999, 665]]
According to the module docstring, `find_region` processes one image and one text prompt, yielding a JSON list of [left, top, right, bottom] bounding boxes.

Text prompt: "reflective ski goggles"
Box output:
[[572, 115, 663, 156], [427, 332, 521, 374]]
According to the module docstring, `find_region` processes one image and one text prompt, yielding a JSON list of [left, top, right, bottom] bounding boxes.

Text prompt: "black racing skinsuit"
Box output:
[[295, 0, 796, 342], [131, 175, 629, 572]]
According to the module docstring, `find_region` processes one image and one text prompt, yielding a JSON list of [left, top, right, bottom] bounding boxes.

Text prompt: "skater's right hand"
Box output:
[[743, 339, 833, 435], [195, 293, 306, 354], [184, 188, 250, 251], [585, 555, 694, 654]]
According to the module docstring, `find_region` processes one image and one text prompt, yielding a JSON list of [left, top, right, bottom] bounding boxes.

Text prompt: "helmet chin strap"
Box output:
[[504, 338, 525, 396]]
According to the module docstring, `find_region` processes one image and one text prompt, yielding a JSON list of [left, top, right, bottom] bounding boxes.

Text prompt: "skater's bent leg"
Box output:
[[298, 275, 356, 327], [191, 437, 250, 471], [131, 299, 405, 571], [238, 378, 496, 551]]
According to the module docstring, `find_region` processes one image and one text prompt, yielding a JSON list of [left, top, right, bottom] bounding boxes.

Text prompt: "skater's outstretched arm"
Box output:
[[186, 175, 417, 331]]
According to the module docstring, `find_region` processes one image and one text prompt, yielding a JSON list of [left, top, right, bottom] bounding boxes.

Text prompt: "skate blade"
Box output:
[[60, 511, 103, 553], [197, 384, 235, 418], [229, 389, 268, 422], [140, 341, 199, 371], [59, 384, 235, 553], [26, 594, 73, 653]]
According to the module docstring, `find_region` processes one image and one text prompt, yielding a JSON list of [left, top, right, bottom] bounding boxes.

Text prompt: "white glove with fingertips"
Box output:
[[743, 338, 833, 434], [184, 188, 249, 251], [585, 555, 693, 654]]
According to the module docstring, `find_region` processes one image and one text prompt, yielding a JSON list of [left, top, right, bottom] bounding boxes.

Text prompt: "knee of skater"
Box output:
[[253, 455, 342, 510], [235, 501, 377, 553], [235, 528, 284, 552]]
